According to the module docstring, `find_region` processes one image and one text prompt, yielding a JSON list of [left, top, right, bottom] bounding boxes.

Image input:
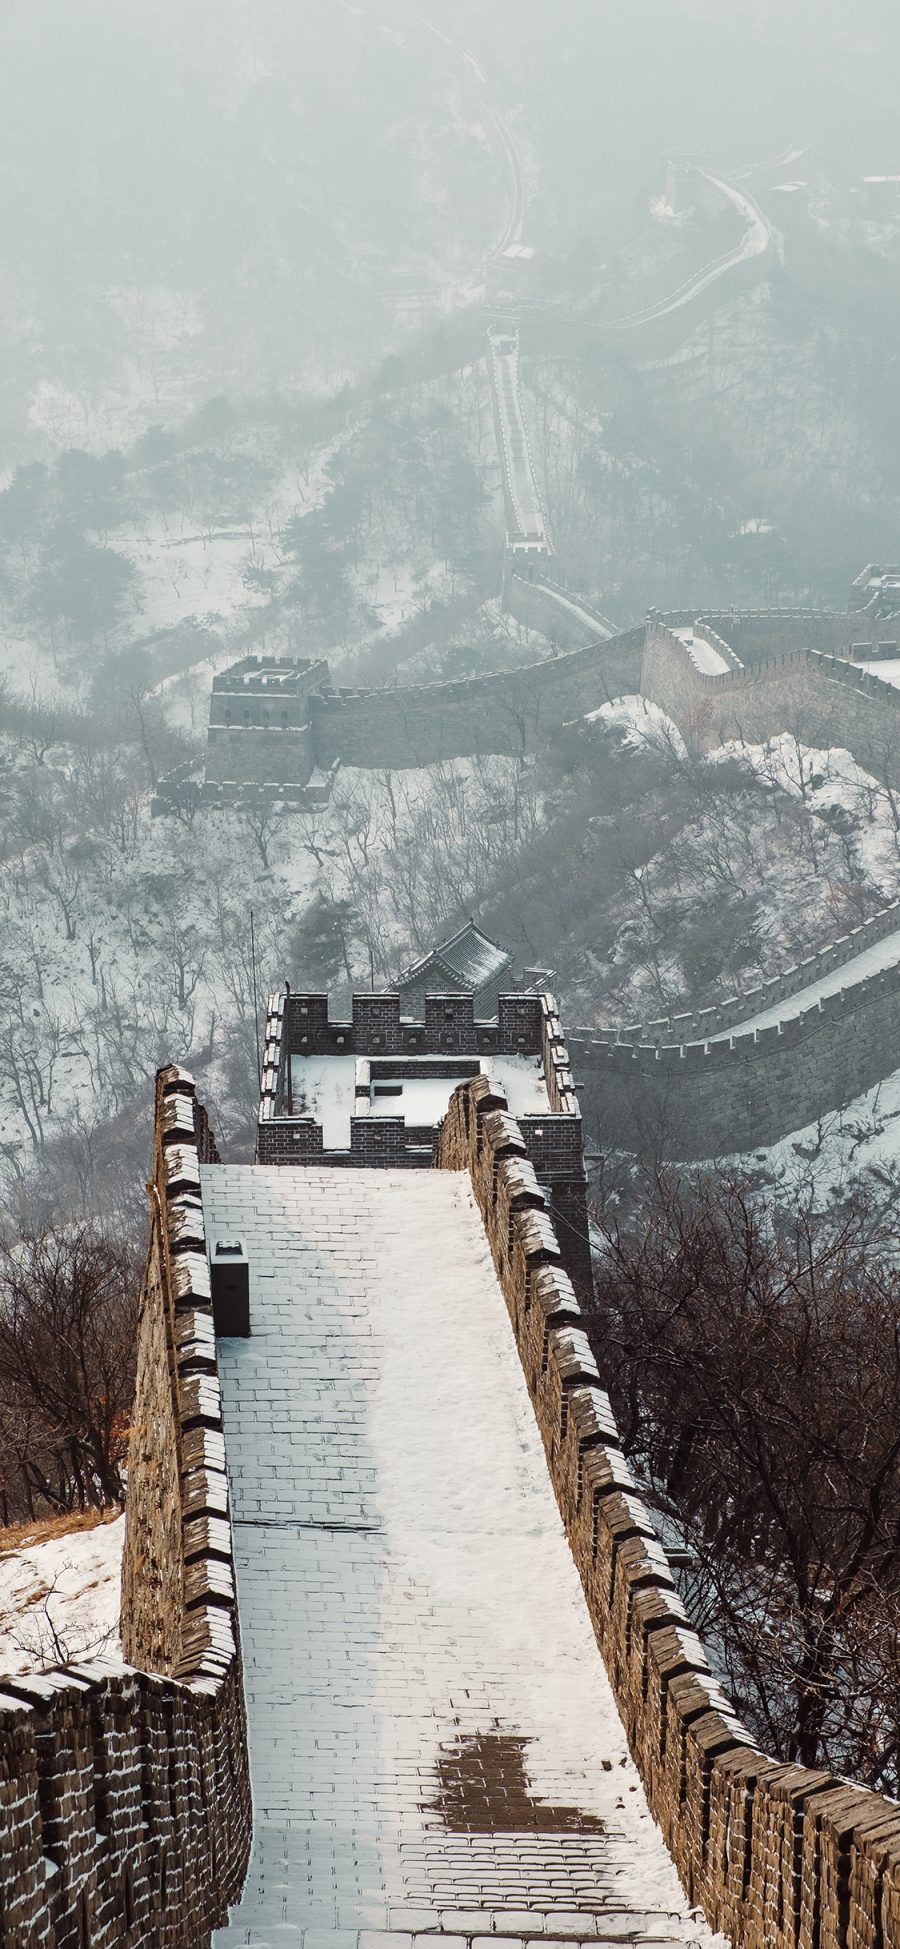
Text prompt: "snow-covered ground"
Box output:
[[586, 694, 689, 757], [122, 523, 268, 638], [0, 1516, 124, 1677], [726, 1063, 900, 1202], [491, 1053, 550, 1113], [0, 746, 537, 1163], [288, 1054, 358, 1148], [287, 1052, 550, 1150], [710, 730, 900, 894], [673, 626, 730, 676], [127, 430, 360, 652]]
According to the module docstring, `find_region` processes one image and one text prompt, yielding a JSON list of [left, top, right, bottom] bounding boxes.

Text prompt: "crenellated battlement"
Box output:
[[173, 591, 891, 813], [436, 1076, 900, 1948], [0, 1071, 251, 1949], [256, 984, 591, 1294]]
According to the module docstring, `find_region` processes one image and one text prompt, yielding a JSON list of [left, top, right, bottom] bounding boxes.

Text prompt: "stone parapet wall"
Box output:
[[197, 773, 335, 811], [694, 609, 881, 663], [642, 627, 900, 778], [260, 990, 547, 1074], [598, 232, 771, 361], [585, 900, 900, 1047], [205, 722, 315, 787], [0, 1069, 251, 1949], [639, 619, 744, 753], [307, 627, 646, 770], [193, 603, 884, 804], [692, 621, 744, 675], [569, 952, 900, 1158], [587, 620, 900, 1155], [504, 574, 619, 648], [436, 1076, 900, 1948]]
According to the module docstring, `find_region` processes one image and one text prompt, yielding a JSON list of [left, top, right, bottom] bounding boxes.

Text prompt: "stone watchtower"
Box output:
[[256, 983, 594, 1300], [203, 654, 331, 804]]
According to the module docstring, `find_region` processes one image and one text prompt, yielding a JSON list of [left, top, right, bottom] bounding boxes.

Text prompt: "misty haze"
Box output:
[[3, 5, 900, 1946]]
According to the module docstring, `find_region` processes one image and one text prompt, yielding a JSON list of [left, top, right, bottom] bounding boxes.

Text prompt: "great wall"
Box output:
[[145, 13, 900, 1165], [7, 13, 900, 1949], [8, 1009, 900, 1945], [183, 594, 900, 1160]]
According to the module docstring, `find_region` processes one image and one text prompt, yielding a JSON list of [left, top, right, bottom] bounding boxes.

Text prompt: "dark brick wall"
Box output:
[[424, 995, 482, 1051], [351, 994, 406, 1054], [504, 577, 621, 651], [498, 993, 543, 1054], [0, 1069, 251, 1949]]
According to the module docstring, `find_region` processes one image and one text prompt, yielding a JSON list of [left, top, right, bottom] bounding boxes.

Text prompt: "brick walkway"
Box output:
[[203, 1167, 721, 1949]]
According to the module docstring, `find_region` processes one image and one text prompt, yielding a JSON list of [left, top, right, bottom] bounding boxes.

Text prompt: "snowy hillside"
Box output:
[[0, 1516, 124, 1677]]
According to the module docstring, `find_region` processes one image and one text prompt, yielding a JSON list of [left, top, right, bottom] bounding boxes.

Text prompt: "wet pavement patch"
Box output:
[[427, 1730, 606, 1834]]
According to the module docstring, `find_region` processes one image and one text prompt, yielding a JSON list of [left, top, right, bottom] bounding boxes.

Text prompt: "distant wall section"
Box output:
[[570, 957, 900, 1159], [309, 627, 645, 769], [505, 574, 618, 647], [641, 619, 900, 787]]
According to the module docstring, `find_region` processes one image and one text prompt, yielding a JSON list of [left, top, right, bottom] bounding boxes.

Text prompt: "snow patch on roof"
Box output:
[[398, 920, 512, 996]]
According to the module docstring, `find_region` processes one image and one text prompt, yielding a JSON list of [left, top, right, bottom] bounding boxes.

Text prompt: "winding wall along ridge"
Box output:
[[406, 7, 526, 262], [0, 1070, 251, 1949], [307, 604, 900, 1152], [603, 172, 774, 337], [584, 903, 900, 1050], [437, 1073, 900, 1949], [488, 324, 550, 555], [280, 602, 900, 1157], [308, 607, 887, 778], [569, 960, 900, 1162], [556, 615, 900, 1158]]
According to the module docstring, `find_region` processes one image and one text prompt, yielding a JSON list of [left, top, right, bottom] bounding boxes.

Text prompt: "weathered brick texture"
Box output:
[[0, 1068, 251, 1949], [436, 1075, 900, 1949]]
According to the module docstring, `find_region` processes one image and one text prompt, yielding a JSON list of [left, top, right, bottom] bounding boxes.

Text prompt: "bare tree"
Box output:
[[240, 798, 290, 871], [0, 1226, 139, 1518], [592, 1171, 900, 1790]]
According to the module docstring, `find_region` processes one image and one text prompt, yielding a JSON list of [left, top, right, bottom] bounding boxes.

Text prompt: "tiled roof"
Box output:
[[397, 922, 513, 996]]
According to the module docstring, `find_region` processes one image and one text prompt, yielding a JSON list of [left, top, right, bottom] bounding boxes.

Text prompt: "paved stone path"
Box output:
[[203, 1167, 721, 1949]]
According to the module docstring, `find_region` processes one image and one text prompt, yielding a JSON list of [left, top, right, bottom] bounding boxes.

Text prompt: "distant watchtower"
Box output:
[[203, 654, 331, 804], [256, 968, 593, 1300]]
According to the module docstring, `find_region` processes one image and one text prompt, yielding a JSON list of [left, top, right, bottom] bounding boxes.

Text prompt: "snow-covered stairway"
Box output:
[[203, 1167, 721, 1949]]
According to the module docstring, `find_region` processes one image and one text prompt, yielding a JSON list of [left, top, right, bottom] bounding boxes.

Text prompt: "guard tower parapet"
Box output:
[[256, 986, 591, 1295]]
